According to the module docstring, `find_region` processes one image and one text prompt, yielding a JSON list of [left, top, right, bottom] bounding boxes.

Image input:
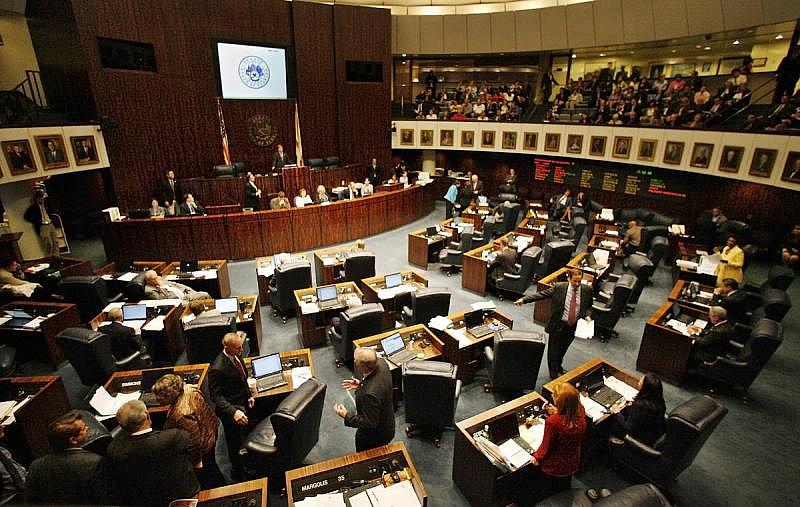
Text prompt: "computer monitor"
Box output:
[[252, 353, 283, 378], [140, 367, 174, 392], [577, 367, 605, 394], [4, 309, 33, 319], [180, 259, 199, 272], [426, 226, 438, 237], [384, 272, 403, 289], [316, 285, 337, 302], [215, 297, 239, 314], [122, 304, 147, 321], [464, 310, 484, 329], [380, 332, 405, 355]]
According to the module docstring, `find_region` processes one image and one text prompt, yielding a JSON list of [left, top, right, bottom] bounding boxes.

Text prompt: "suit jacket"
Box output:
[[179, 201, 205, 216], [160, 178, 182, 205], [273, 151, 289, 169], [107, 429, 199, 506], [344, 359, 395, 445], [713, 290, 748, 324], [366, 165, 381, 183], [490, 247, 518, 283], [522, 282, 593, 333], [144, 280, 208, 301], [692, 320, 735, 363], [244, 181, 261, 209], [101, 321, 144, 359], [25, 449, 114, 504], [471, 180, 484, 196], [209, 352, 250, 423], [0, 268, 26, 286]]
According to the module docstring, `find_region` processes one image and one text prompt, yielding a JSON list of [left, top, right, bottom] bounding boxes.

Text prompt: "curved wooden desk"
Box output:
[[102, 185, 435, 262]]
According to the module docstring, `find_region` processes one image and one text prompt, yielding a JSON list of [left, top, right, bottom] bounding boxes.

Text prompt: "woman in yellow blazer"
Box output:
[[715, 236, 744, 286]]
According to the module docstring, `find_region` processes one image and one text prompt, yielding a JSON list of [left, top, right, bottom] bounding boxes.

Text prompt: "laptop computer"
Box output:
[[464, 310, 492, 339], [251, 353, 287, 392], [380, 332, 417, 365], [316, 285, 340, 310], [425, 226, 438, 237], [180, 259, 199, 272], [490, 412, 536, 455], [122, 304, 147, 321], [384, 272, 403, 289], [139, 367, 174, 406], [215, 297, 239, 315], [671, 301, 693, 324], [4, 309, 33, 320], [578, 367, 623, 409]]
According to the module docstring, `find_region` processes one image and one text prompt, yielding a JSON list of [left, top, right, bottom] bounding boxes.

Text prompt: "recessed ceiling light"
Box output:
[[704, 46, 711, 50], [571, 54, 577, 58], [401, 53, 407, 57], [695, 45, 702, 49], [599, 53, 606, 57], [671, 49, 677, 53], [732, 40, 741, 45], [776, 34, 784, 40], [629, 51, 635, 55]]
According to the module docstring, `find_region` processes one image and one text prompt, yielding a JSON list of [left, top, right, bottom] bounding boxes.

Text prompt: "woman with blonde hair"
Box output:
[[152, 374, 225, 488]]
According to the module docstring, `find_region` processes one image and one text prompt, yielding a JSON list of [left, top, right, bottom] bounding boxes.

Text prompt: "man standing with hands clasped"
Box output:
[[333, 348, 395, 452], [516, 268, 593, 379]]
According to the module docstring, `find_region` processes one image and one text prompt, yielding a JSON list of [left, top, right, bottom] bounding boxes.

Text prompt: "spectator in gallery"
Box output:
[[271, 191, 291, 209], [686, 113, 706, 129], [607, 113, 623, 125], [179, 193, 205, 216], [316, 185, 330, 204], [361, 178, 374, 197], [148, 198, 166, 218], [694, 85, 711, 106], [742, 114, 763, 131], [294, 188, 313, 207], [687, 70, 703, 92], [781, 224, 800, 267]]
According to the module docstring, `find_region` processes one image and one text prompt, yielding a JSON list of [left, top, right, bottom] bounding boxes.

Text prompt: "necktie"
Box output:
[[567, 287, 578, 326], [189, 203, 195, 214], [232, 356, 245, 380]]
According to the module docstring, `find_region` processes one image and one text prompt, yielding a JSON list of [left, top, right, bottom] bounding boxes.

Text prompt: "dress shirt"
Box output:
[[561, 284, 580, 323], [294, 195, 313, 207], [39, 204, 50, 225], [130, 428, 154, 436]]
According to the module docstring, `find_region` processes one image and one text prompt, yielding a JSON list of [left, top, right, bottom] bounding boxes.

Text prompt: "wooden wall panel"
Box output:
[[652, 0, 689, 41], [191, 216, 229, 260], [227, 213, 266, 259], [368, 196, 388, 236], [539, 7, 568, 51], [261, 212, 294, 254], [420, 16, 444, 54], [443, 15, 468, 54], [565, 3, 596, 49], [467, 15, 492, 54], [490, 13, 516, 54], [685, 0, 724, 35], [321, 202, 350, 245], [721, 0, 765, 30], [514, 10, 541, 51], [290, 206, 323, 252]]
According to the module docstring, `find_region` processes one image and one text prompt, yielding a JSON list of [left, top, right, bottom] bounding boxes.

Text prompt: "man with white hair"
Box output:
[[688, 306, 736, 367], [143, 269, 210, 301], [334, 347, 395, 452]]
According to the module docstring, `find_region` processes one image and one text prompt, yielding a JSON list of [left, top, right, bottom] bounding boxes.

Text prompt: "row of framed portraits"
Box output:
[[399, 128, 800, 182], [0, 134, 100, 178]]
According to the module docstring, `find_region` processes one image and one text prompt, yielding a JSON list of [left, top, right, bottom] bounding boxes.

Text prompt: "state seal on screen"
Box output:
[[238, 56, 270, 89]]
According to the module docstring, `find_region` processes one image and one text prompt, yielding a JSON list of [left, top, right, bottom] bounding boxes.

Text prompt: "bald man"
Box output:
[[101, 307, 148, 361]]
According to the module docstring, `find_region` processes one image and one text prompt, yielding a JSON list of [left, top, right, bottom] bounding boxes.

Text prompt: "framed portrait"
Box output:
[[1, 140, 37, 176], [544, 133, 560, 152], [420, 129, 434, 146], [461, 130, 475, 148], [718, 146, 744, 173], [502, 132, 517, 150], [749, 148, 778, 178], [439, 129, 454, 147], [663, 141, 685, 165], [781, 152, 800, 183], [400, 129, 414, 146], [481, 130, 495, 148], [612, 136, 632, 159], [589, 136, 606, 156], [523, 132, 537, 151], [566, 135, 583, 154], [637, 139, 657, 161], [70, 136, 99, 165], [690, 143, 714, 169], [35, 135, 69, 170], [701, 62, 712, 72]]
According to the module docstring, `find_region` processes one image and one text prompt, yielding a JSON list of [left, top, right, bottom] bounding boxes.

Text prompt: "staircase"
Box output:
[[0, 70, 65, 125]]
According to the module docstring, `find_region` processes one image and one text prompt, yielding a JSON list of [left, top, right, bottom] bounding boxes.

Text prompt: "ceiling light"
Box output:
[[599, 53, 606, 57], [671, 49, 677, 53], [776, 34, 784, 40], [695, 45, 702, 49], [571, 54, 577, 58], [704, 46, 711, 50], [629, 51, 635, 55], [732, 40, 741, 45], [401, 53, 407, 57]]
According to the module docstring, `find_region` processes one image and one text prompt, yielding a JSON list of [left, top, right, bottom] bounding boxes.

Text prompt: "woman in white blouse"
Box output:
[[294, 188, 313, 207], [361, 178, 374, 196]]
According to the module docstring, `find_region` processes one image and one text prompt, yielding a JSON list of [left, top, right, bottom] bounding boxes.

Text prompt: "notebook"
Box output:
[[215, 297, 239, 315], [316, 285, 339, 310]]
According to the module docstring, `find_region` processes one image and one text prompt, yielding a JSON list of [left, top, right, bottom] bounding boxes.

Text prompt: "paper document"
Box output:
[[448, 327, 474, 348], [580, 394, 607, 422], [0, 401, 16, 421], [192, 270, 217, 279], [165, 274, 178, 280], [89, 387, 141, 416], [23, 316, 45, 329], [604, 376, 639, 402], [102, 301, 126, 313], [291, 366, 313, 388], [117, 272, 137, 282], [518, 419, 546, 451], [368, 480, 421, 507], [26, 263, 49, 273], [666, 319, 689, 335], [599, 240, 620, 250], [122, 320, 146, 333], [599, 208, 615, 221], [300, 302, 319, 315], [181, 314, 196, 324], [498, 439, 533, 470], [322, 257, 336, 266], [1, 396, 32, 426], [575, 318, 595, 339], [295, 492, 346, 506], [675, 260, 699, 270], [605, 230, 619, 236], [257, 266, 274, 277], [470, 300, 496, 311], [693, 319, 708, 330], [143, 298, 180, 308], [427, 316, 452, 331], [142, 315, 165, 331], [0, 316, 11, 326], [697, 254, 720, 276]]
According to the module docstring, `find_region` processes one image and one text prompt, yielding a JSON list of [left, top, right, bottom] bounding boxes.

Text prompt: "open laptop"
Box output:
[[122, 304, 147, 321], [578, 367, 623, 409], [251, 353, 287, 392], [215, 297, 239, 315], [180, 259, 199, 272], [671, 301, 693, 324], [139, 367, 174, 406], [464, 310, 493, 339], [425, 226, 438, 237], [380, 332, 417, 365], [384, 272, 403, 289], [316, 285, 340, 310]]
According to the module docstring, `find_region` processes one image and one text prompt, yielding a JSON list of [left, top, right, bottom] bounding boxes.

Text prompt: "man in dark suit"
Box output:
[[469, 174, 484, 197], [712, 279, 748, 325], [108, 400, 199, 506], [366, 158, 381, 184], [489, 239, 517, 287], [334, 347, 395, 452], [102, 307, 149, 361], [25, 411, 114, 504], [516, 268, 593, 378], [44, 140, 65, 164], [160, 170, 182, 215], [688, 306, 736, 366], [209, 332, 254, 481], [7, 143, 33, 171], [179, 193, 206, 216], [272, 144, 289, 170]]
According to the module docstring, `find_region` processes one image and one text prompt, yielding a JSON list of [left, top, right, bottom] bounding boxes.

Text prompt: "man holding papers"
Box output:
[[687, 306, 735, 367], [516, 269, 593, 379]]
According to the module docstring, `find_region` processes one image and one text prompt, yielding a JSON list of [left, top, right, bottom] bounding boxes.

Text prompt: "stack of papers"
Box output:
[[192, 270, 216, 279], [666, 319, 690, 335], [697, 254, 720, 276], [448, 327, 474, 348], [427, 316, 452, 331], [669, 224, 687, 235], [295, 492, 345, 506], [676, 259, 699, 270], [89, 387, 141, 416], [116, 272, 138, 282], [23, 316, 46, 329], [575, 318, 595, 339], [291, 366, 313, 388], [300, 302, 319, 314], [579, 394, 607, 422], [26, 263, 50, 273], [256, 266, 274, 277], [471, 300, 496, 311], [518, 418, 546, 450], [142, 316, 165, 332], [599, 240, 620, 250], [599, 209, 615, 221], [498, 439, 533, 470], [604, 376, 639, 402]]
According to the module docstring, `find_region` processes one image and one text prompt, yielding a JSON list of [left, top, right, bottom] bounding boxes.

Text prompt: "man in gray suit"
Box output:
[[143, 270, 210, 301], [516, 268, 593, 379]]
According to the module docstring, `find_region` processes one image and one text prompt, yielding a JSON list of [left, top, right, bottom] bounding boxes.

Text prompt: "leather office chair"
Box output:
[[323, 156, 340, 169], [627, 254, 655, 309], [401, 287, 451, 326], [535, 484, 672, 507], [626, 235, 668, 271], [342, 252, 376, 282], [402, 360, 461, 447], [184, 316, 237, 364], [649, 212, 676, 227], [637, 226, 668, 254], [496, 246, 543, 299], [0, 346, 16, 377], [591, 273, 636, 341], [307, 158, 324, 169], [760, 264, 795, 291], [269, 261, 312, 323], [483, 330, 546, 393], [470, 231, 487, 248], [610, 395, 728, 489], [482, 217, 503, 240], [718, 220, 751, 247], [241, 378, 326, 486], [76, 409, 113, 455], [536, 240, 575, 279], [58, 275, 123, 322], [212, 164, 234, 178], [327, 303, 387, 367], [500, 203, 521, 233], [56, 327, 148, 387], [124, 272, 147, 300], [438, 232, 473, 276], [748, 289, 791, 323]]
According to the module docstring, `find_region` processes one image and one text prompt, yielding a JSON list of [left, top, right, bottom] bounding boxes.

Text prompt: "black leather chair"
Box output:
[[697, 318, 782, 393], [342, 252, 376, 282], [58, 276, 123, 322], [500, 203, 522, 233], [307, 158, 324, 169], [328, 303, 387, 367], [0, 346, 16, 376], [610, 395, 728, 489], [438, 232, 473, 275], [637, 226, 669, 254], [535, 484, 672, 507], [56, 327, 148, 386], [482, 217, 503, 240], [627, 254, 655, 308], [323, 156, 340, 169], [76, 409, 113, 455], [402, 287, 451, 326], [536, 240, 575, 279], [402, 360, 461, 447], [758, 264, 795, 291], [241, 378, 326, 486], [483, 330, 546, 393], [496, 246, 543, 299], [269, 261, 312, 323], [470, 231, 487, 248], [124, 272, 147, 300], [626, 235, 668, 270], [184, 316, 237, 365], [591, 273, 636, 342], [212, 164, 234, 177]]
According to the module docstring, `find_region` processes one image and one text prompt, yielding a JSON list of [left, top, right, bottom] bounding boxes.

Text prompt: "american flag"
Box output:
[[216, 97, 232, 165], [294, 101, 304, 167]]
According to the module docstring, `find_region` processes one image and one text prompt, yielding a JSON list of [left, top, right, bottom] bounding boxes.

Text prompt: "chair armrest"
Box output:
[[728, 340, 744, 351], [402, 306, 412, 318], [454, 379, 462, 400], [592, 302, 610, 312], [503, 273, 521, 280], [704, 356, 747, 369], [620, 434, 662, 459], [606, 273, 621, 282], [483, 346, 494, 362], [115, 351, 142, 369], [108, 292, 124, 303], [449, 241, 461, 249], [597, 291, 612, 302]]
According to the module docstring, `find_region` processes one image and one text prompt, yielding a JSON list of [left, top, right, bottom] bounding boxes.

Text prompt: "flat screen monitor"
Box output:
[[215, 41, 294, 100], [180, 259, 198, 272], [464, 310, 484, 329], [215, 297, 239, 314], [4, 309, 32, 319], [380, 332, 405, 356], [426, 226, 438, 237], [122, 304, 147, 321], [384, 272, 403, 289], [316, 285, 337, 302], [252, 353, 282, 377]]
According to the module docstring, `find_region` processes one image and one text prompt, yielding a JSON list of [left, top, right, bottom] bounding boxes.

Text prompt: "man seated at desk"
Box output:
[[620, 220, 642, 256], [186, 300, 221, 325], [687, 306, 736, 367], [343, 181, 360, 200], [712, 278, 747, 324], [0, 258, 47, 299], [144, 270, 211, 301], [179, 193, 206, 216], [489, 239, 517, 287], [102, 307, 150, 361], [361, 178, 374, 196]]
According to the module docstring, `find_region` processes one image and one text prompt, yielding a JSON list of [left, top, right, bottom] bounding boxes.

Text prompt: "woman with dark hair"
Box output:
[[612, 373, 666, 446]]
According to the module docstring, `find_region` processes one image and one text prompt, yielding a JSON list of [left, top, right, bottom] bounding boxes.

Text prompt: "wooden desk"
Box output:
[[637, 301, 709, 382], [674, 241, 718, 287], [533, 268, 595, 324], [407, 229, 450, 270], [0, 301, 80, 367], [357, 270, 428, 325], [285, 442, 427, 506], [462, 231, 539, 296], [353, 324, 444, 405], [89, 302, 185, 363], [517, 209, 549, 234], [255, 254, 310, 304], [586, 234, 621, 254], [435, 308, 513, 382], [22, 256, 93, 290], [567, 252, 612, 284], [515, 217, 546, 243], [543, 357, 639, 413], [293, 282, 364, 347], [0, 375, 70, 461], [244, 348, 315, 401], [314, 243, 360, 286], [454, 391, 548, 506], [593, 222, 622, 236], [197, 477, 267, 506], [667, 280, 716, 313], [181, 295, 262, 356], [160, 260, 231, 299]]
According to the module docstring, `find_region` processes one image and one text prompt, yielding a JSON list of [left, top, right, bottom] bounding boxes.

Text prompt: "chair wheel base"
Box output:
[[281, 317, 287, 324], [335, 359, 343, 368], [484, 383, 493, 393]]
